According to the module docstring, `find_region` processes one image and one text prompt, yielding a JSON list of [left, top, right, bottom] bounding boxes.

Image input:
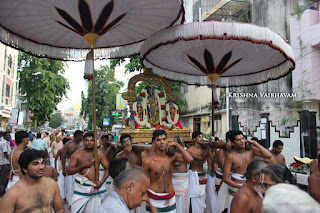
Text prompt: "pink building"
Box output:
[[290, 7, 320, 124]]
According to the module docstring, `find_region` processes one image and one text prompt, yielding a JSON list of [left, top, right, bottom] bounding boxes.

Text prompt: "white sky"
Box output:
[[57, 59, 139, 111]]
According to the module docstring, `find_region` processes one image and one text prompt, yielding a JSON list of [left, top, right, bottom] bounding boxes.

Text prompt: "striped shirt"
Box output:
[[97, 191, 130, 213]]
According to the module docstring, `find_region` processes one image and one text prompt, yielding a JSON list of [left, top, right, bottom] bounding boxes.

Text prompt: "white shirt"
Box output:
[[97, 191, 130, 213]]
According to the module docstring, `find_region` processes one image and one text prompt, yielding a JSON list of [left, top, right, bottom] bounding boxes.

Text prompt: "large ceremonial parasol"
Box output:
[[0, 0, 185, 180], [140, 21, 295, 133]]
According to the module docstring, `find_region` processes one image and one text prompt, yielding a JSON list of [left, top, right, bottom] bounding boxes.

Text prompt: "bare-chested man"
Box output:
[[172, 135, 190, 213], [0, 149, 64, 213], [6, 131, 29, 191], [40, 151, 59, 181], [116, 134, 141, 166], [310, 143, 320, 175], [105, 134, 117, 163], [308, 143, 320, 203], [206, 137, 219, 213], [268, 140, 286, 165], [215, 131, 233, 213], [61, 130, 83, 206], [223, 130, 272, 213], [67, 131, 109, 213], [142, 129, 193, 212], [186, 131, 210, 213], [99, 134, 117, 194], [231, 160, 269, 213]]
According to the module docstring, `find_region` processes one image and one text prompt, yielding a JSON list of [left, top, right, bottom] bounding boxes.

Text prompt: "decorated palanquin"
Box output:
[[121, 68, 192, 143]]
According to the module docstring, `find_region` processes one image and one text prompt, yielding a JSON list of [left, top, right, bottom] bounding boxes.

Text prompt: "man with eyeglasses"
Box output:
[[116, 134, 142, 166], [222, 130, 271, 213], [67, 131, 109, 213]]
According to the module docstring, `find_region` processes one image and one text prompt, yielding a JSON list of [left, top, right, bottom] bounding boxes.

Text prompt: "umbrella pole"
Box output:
[[212, 84, 215, 136], [91, 48, 99, 181]]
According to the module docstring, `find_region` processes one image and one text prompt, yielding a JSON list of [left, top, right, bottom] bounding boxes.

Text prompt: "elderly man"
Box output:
[[0, 149, 64, 212], [97, 165, 157, 213], [231, 160, 269, 213]]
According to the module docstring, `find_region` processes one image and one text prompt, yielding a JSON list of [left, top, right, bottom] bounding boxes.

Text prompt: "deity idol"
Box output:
[[166, 98, 183, 129], [132, 97, 150, 128]]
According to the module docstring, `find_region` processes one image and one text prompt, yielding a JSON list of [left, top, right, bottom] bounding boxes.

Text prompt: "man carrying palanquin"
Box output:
[[222, 130, 272, 213], [142, 129, 193, 213], [187, 131, 210, 213], [172, 135, 190, 213], [116, 134, 141, 166]]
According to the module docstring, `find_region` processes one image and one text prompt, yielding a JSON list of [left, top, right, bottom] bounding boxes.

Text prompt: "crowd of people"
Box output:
[[0, 129, 319, 213]]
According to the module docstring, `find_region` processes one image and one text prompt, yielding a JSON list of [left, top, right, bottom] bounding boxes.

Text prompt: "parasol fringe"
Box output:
[[144, 59, 294, 88], [141, 21, 295, 87], [141, 21, 295, 61], [0, 25, 142, 60]]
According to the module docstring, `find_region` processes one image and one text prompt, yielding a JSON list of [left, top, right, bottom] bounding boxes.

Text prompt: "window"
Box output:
[[1, 81, 4, 103], [6, 84, 10, 97], [8, 55, 12, 68], [3, 50, 6, 71]]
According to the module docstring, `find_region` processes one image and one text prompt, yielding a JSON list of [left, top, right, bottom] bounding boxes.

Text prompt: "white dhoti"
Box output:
[[65, 159, 76, 204], [227, 173, 246, 213], [189, 170, 206, 213], [206, 168, 217, 213], [147, 189, 176, 213], [56, 159, 65, 199], [172, 172, 190, 213], [71, 174, 107, 213], [99, 167, 113, 201], [215, 168, 229, 213], [5, 174, 19, 192], [67, 174, 76, 204]]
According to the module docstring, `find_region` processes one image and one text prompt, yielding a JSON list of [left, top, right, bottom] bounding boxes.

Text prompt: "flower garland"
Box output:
[[132, 101, 148, 126], [166, 102, 179, 125]]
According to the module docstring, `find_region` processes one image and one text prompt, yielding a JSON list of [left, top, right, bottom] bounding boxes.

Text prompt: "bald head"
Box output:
[[113, 166, 150, 189]]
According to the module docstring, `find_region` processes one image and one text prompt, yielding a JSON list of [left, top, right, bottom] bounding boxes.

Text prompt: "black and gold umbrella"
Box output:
[[0, 0, 185, 180]]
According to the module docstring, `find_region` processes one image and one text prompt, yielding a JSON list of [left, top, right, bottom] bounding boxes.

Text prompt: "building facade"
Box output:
[[290, 5, 320, 125], [180, 0, 312, 138], [0, 43, 19, 130]]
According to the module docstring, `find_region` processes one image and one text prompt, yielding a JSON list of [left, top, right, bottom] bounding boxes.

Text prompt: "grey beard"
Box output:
[[253, 184, 263, 198]]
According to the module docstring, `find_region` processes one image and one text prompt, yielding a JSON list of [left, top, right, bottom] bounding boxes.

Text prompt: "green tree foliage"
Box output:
[[110, 56, 187, 109], [80, 65, 124, 130], [18, 53, 70, 128], [49, 111, 64, 128]]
